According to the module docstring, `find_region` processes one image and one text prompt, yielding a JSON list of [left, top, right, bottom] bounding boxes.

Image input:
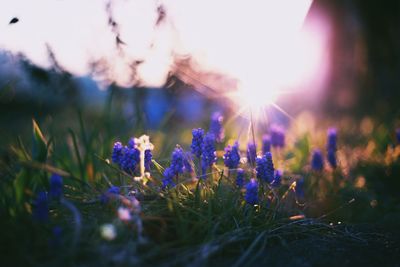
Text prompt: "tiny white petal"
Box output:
[[100, 224, 117, 241]]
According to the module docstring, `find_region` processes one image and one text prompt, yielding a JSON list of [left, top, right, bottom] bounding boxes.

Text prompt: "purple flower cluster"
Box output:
[[236, 168, 245, 188], [112, 140, 140, 174], [191, 128, 204, 158], [256, 152, 274, 183], [112, 142, 124, 165], [32, 173, 65, 223], [311, 149, 324, 171], [121, 146, 141, 173], [327, 150, 337, 169], [33, 191, 49, 223], [49, 174, 63, 200], [170, 147, 184, 175], [223, 142, 241, 169], [210, 112, 224, 142], [262, 135, 271, 155], [271, 170, 282, 187], [326, 128, 337, 168], [245, 179, 258, 205], [201, 133, 217, 175], [101, 186, 120, 204], [162, 167, 175, 189], [162, 147, 185, 188], [295, 177, 305, 199], [327, 128, 337, 151], [270, 125, 285, 148]]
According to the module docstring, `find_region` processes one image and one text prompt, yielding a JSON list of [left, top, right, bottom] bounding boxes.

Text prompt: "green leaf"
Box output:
[[284, 151, 296, 161], [152, 159, 165, 175], [14, 169, 29, 205], [32, 119, 48, 162]]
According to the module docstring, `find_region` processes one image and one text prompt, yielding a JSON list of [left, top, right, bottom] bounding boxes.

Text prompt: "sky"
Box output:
[[0, 0, 327, 101]]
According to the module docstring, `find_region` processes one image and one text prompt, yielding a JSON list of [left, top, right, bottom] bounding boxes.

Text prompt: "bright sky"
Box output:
[[0, 0, 327, 97]]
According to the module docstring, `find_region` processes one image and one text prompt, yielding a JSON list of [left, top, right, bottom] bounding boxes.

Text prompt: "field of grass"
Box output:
[[1, 92, 400, 267]]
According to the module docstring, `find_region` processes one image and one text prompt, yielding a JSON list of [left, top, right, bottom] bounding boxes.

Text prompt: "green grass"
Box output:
[[1, 103, 400, 266]]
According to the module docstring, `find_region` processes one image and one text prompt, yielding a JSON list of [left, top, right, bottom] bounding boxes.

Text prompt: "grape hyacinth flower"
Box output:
[[236, 168, 245, 188], [210, 112, 225, 142], [32, 191, 49, 223], [295, 177, 305, 199], [170, 147, 184, 175], [162, 147, 185, 188], [120, 146, 141, 173], [127, 137, 136, 149], [326, 128, 338, 169], [262, 135, 271, 155], [201, 132, 217, 176], [112, 142, 124, 166], [271, 170, 282, 187], [162, 167, 175, 189], [270, 125, 285, 148], [327, 149, 337, 169], [245, 179, 258, 205], [311, 149, 324, 171], [396, 128, 400, 144], [247, 142, 257, 166], [101, 186, 120, 204], [327, 128, 337, 151], [144, 149, 152, 172], [255, 152, 274, 183], [191, 128, 204, 158], [49, 173, 63, 200], [223, 142, 241, 169]]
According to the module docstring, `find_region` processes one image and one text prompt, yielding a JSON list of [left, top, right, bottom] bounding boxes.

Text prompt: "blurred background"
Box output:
[[0, 0, 399, 142]]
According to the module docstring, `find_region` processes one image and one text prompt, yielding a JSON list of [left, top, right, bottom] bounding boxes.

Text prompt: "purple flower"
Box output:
[[101, 186, 120, 204], [170, 147, 184, 175], [223, 142, 241, 169], [270, 125, 285, 148], [271, 170, 282, 187], [210, 112, 224, 142], [296, 177, 305, 199], [236, 168, 245, 188], [191, 128, 204, 158], [247, 142, 257, 166], [256, 152, 274, 183], [144, 149, 152, 172], [396, 128, 400, 144], [201, 133, 216, 176], [311, 149, 324, 171], [162, 167, 175, 189], [49, 173, 63, 200], [120, 146, 140, 173], [127, 138, 136, 149], [112, 142, 124, 166], [262, 135, 271, 155], [245, 179, 258, 205], [327, 149, 337, 169], [327, 128, 337, 151], [32, 191, 49, 223]]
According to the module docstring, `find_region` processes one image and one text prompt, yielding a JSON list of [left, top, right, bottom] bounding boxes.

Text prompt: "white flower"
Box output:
[[100, 224, 116, 241]]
